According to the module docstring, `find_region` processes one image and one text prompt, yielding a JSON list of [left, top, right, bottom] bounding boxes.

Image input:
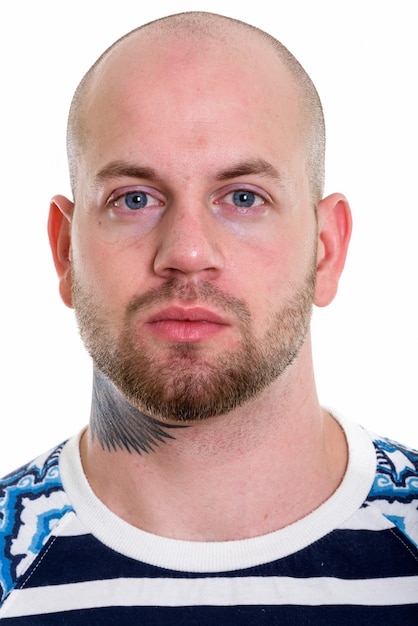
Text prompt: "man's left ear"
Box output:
[[314, 193, 352, 307]]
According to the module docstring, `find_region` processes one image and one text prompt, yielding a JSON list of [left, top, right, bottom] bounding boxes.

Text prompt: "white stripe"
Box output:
[[2, 575, 417, 617]]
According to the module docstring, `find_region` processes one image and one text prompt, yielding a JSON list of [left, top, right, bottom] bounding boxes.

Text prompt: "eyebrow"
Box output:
[[94, 161, 158, 184], [215, 159, 283, 184], [94, 158, 282, 186]]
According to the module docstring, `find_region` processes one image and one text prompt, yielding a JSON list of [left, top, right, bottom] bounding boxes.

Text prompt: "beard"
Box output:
[[72, 259, 316, 424]]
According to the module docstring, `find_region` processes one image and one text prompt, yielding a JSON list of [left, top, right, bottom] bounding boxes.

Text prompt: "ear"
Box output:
[[48, 195, 74, 308], [314, 192, 352, 307]]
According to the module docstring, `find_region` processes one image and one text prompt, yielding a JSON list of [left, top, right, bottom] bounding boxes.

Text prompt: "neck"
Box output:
[[81, 351, 347, 541]]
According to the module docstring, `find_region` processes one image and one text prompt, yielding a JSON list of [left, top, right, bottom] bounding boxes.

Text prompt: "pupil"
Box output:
[[233, 190, 255, 208], [125, 192, 147, 210]]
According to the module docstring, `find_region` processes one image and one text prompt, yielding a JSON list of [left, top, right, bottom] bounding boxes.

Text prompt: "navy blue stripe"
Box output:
[[2, 604, 418, 625], [21, 527, 418, 589]]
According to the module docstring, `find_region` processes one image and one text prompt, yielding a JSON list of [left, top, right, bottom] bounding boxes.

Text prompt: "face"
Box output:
[[64, 33, 319, 422]]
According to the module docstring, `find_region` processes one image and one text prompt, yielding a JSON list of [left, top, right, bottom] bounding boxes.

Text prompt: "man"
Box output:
[[0, 10, 417, 623]]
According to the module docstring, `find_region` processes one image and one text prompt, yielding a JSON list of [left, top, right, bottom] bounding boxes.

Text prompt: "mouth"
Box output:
[[145, 306, 230, 342]]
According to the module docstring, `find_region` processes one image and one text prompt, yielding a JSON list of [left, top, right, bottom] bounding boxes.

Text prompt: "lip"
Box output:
[[147, 306, 229, 324], [145, 306, 230, 342]]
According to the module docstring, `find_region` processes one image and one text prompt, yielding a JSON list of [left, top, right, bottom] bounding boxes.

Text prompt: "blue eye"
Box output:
[[109, 187, 163, 215], [124, 191, 148, 210], [232, 190, 256, 207]]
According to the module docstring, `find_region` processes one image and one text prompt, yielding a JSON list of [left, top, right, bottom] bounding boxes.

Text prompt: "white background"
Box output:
[[1, 0, 417, 475]]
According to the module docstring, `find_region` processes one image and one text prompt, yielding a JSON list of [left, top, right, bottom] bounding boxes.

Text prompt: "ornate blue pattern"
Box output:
[[371, 438, 418, 498], [368, 437, 418, 548], [0, 444, 72, 603]]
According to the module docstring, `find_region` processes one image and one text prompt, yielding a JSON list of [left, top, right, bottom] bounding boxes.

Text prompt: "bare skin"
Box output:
[[49, 19, 352, 541], [80, 342, 347, 541]]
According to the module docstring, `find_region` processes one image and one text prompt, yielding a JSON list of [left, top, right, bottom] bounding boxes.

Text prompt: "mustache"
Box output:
[[126, 279, 251, 323]]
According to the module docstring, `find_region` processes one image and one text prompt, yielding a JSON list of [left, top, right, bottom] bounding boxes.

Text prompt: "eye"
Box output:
[[216, 187, 267, 214], [231, 190, 258, 208], [123, 191, 149, 210], [108, 188, 162, 212]]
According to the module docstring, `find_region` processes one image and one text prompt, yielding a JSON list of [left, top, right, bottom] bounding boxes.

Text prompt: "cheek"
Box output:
[[227, 243, 289, 325], [237, 229, 317, 324], [70, 220, 148, 310], [239, 230, 312, 287]]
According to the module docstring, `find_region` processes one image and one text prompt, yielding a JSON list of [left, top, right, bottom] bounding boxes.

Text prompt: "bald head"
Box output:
[[67, 11, 325, 203]]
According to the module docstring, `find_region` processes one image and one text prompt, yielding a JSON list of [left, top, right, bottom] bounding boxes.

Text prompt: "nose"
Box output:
[[153, 201, 225, 280]]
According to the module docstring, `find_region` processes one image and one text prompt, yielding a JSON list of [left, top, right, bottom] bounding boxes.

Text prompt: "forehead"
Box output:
[[75, 28, 305, 189], [83, 28, 301, 129]]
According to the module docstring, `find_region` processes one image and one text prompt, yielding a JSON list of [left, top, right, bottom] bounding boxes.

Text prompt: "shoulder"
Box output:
[[365, 432, 418, 548], [0, 443, 73, 604]]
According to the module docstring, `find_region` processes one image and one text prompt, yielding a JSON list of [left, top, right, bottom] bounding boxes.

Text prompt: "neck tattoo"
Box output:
[[90, 367, 186, 454]]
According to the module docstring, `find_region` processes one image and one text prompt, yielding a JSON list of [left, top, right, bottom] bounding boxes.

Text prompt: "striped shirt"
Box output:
[[0, 416, 417, 623]]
